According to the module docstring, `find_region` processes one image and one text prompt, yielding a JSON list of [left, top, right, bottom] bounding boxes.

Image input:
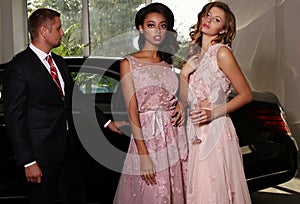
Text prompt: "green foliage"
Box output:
[[173, 43, 189, 69], [52, 24, 88, 56], [27, 0, 190, 58], [88, 0, 144, 56], [28, 0, 144, 57], [28, 0, 83, 56]]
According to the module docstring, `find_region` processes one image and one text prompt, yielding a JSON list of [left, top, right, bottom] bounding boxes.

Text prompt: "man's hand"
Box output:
[[25, 163, 42, 183], [108, 121, 129, 135]]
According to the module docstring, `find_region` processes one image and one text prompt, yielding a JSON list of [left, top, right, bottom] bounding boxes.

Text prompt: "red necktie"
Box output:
[[46, 55, 64, 100]]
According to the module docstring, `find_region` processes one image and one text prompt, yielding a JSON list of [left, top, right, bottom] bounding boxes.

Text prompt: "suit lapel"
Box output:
[[27, 48, 55, 83], [27, 48, 67, 100]]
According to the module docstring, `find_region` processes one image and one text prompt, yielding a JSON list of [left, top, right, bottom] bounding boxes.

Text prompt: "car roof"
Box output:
[[0, 58, 280, 106]]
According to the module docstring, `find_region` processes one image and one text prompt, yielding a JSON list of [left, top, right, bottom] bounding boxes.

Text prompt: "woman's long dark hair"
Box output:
[[135, 2, 179, 64]]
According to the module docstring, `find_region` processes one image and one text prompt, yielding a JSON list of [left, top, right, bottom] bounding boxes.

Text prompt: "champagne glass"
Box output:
[[189, 99, 202, 145]]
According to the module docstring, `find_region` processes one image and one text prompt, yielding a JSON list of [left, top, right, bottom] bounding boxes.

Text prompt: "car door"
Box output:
[[66, 57, 130, 203]]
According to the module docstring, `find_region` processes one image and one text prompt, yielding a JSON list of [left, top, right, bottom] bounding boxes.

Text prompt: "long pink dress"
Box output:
[[186, 44, 252, 204], [113, 56, 188, 204]]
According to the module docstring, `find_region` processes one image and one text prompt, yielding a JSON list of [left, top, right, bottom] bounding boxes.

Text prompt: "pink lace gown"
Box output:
[[113, 56, 188, 204], [186, 44, 252, 204]]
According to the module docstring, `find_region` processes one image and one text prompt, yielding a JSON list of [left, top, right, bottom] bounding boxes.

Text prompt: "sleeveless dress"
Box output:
[[186, 44, 252, 204], [113, 56, 188, 204]]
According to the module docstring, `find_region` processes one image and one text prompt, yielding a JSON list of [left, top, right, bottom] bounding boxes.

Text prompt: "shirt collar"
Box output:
[[29, 43, 51, 61]]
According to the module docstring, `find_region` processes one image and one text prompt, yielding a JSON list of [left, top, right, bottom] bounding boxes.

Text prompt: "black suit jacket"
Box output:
[[3, 47, 112, 167], [3, 47, 72, 166]]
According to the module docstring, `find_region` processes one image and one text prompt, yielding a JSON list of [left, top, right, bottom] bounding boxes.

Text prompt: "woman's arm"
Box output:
[[188, 47, 252, 125], [119, 58, 156, 185], [120, 59, 148, 155], [213, 46, 252, 119], [179, 62, 195, 108]]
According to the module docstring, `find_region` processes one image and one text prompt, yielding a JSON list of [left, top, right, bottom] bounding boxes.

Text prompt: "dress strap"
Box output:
[[124, 55, 134, 71]]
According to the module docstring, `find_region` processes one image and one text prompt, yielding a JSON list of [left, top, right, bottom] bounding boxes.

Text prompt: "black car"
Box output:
[[0, 57, 298, 203]]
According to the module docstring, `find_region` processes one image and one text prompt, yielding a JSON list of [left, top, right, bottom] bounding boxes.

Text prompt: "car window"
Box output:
[[72, 72, 118, 94]]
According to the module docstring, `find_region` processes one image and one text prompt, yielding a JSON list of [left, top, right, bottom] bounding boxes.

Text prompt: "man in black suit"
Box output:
[[3, 8, 124, 204]]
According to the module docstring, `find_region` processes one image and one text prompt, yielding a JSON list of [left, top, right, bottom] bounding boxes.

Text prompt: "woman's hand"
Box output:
[[171, 101, 185, 126], [140, 155, 156, 186], [189, 108, 212, 125]]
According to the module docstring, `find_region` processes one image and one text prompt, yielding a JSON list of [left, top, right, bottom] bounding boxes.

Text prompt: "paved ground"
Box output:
[[251, 169, 300, 204], [1, 169, 299, 204]]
